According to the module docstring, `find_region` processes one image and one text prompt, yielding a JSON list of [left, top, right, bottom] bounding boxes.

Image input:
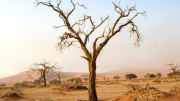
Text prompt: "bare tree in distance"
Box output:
[[146, 73, 150, 80], [83, 78, 89, 82], [27, 59, 59, 86], [113, 75, 120, 80], [34, 0, 146, 100], [166, 61, 180, 79], [156, 72, 162, 79], [103, 77, 106, 81], [56, 67, 62, 84]]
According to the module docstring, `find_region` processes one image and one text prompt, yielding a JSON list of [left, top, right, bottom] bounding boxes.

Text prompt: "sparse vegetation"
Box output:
[[145, 73, 150, 79], [27, 59, 60, 86], [14, 82, 21, 87], [49, 79, 61, 84], [149, 74, 156, 79], [83, 78, 88, 82], [125, 74, 137, 80], [152, 79, 161, 84], [56, 67, 62, 84], [103, 77, 106, 81], [156, 72, 162, 78], [167, 72, 174, 78], [0, 84, 6, 88], [74, 78, 82, 84], [113, 75, 120, 80], [166, 61, 180, 79]]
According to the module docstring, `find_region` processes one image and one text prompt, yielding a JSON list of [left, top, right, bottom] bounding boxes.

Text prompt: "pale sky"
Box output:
[[0, 0, 180, 78]]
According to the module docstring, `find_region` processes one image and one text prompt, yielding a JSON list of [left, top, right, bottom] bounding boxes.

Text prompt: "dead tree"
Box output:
[[34, 0, 146, 100], [27, 60, 58, 86], [166, 61, 180, 79], [56, 67, 62, 84], [146, 73, 150, 79]]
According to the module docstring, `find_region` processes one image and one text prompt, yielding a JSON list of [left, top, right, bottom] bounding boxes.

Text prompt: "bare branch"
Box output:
[[67, 0, 87, 19], [81, 56, 90, 61]]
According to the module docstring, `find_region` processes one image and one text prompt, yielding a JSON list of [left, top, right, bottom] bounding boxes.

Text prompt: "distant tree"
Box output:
[[113, 75, 120, 80], [75, 78, 82, 83], [83, 78, 89, 82], [21, 81, 28, 87], [0, 84, 6, 87], [149, 74, 156, 79], [103, 77, 106, 81], [70, 78, 75, 83], [146, 73, 150, 79], [166, 61, 180, 79], [56, 67, 62, 84], [14, 82, 21, 87], [156, 73, 162, 78], [67, 79, 71, 83], [144, 75, 147, 79], [167, 72, 174, 78], [126, 74, 137, 80], [27, 59, 60, 86]]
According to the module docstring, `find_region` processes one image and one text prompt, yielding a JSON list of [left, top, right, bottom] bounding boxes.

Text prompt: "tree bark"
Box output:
[[43, 71, 46, 86], [173, 70, 176, 79], [88, 61, 98, 101]]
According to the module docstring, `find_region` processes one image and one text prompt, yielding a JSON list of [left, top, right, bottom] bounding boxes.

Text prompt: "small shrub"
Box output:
[[32, 81, 41, 86], [0, 84, 6, 87], [49, 79, 61, 84], [14, 82, 21, 87], [83, 78, 88, 82], [156, 72, 162, 78], [167, 72, 174, 78], [152, 79, 161, 84], [113, 75, 120, 80], [125, 74, 137, 80], [103, 77, 106, 81], [149, 74, 156, 79], [74, 78, 82, 83]]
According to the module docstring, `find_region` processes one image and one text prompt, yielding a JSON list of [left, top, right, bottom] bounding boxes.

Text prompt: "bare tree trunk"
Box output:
[[88, 61, 98, 101], [43, 71, 46, 86], [173, 70, 176, 79]]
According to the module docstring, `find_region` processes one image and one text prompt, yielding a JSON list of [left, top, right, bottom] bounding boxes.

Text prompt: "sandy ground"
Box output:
[[1, 78, 180, 101]]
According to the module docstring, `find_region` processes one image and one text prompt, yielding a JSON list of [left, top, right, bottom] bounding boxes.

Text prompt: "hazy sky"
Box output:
[[0, 0, 180, 78]]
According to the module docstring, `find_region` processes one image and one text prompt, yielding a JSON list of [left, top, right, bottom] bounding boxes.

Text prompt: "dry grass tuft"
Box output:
[[151, 79, 161, 84], [169, 84, 180, 94], [51, 85, 88, 94], [0, 87, 24, 100], [112, 83, 169, 101]]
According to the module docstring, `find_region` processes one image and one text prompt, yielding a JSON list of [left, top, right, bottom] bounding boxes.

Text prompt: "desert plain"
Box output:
[[1, 76, 180, 101]]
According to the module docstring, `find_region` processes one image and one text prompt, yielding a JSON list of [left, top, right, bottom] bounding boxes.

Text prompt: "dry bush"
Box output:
[[169, 84, 180, 94], [129, 79, 140, 83], [140, 79, 148, 82], [1, 87, 24, 100], [116, 83, 169, 101], [151, 79, 161, 84], [51, 85, 88, 94]]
